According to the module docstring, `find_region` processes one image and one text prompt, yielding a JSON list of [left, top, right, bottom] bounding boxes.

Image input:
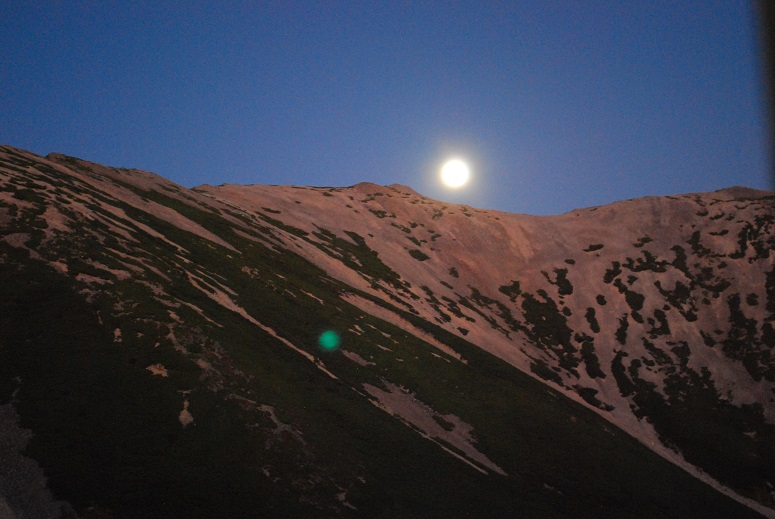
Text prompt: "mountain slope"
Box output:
[[196, 179, 775, 502], [0, 145, 773, 518]]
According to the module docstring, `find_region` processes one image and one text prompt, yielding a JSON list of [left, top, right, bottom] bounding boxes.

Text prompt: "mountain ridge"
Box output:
[[1, 145, 773, 517]]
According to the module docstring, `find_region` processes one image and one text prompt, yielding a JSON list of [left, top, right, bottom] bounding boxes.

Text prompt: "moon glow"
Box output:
[[440, 159, 470, 188]]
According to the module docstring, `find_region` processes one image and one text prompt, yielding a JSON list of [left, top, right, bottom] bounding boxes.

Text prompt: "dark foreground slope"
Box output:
[[0, 145, 771, 518]]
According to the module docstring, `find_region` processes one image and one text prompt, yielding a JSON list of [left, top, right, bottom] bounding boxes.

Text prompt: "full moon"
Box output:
[[440, 159, 470, 188]]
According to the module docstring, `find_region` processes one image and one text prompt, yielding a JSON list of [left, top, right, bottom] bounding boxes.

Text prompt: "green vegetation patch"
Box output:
[[368, 208, 394, 219], [408, 248, 430, 261], [579, 339, 605, 379], [584, 307, 600, 333], [603, 261, 621, 283], [521, 292, 579, 376], [498, 280, 522, 302], [722, 293, 773, 382], [615, 314, 629, 345], [542, 268, 573, 296]]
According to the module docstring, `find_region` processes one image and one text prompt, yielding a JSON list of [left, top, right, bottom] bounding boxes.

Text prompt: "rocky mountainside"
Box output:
[[0, 144, 773, 518]]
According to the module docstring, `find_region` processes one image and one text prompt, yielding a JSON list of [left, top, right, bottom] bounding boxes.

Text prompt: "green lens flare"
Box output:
[[318, 330, 341, 351]]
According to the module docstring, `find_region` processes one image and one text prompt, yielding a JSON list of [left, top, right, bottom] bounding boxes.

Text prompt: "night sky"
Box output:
[[1, 2, 770, 215]]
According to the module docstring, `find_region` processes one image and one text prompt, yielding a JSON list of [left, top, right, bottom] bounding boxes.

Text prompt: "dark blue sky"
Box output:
[[1, 2, 770, 215]]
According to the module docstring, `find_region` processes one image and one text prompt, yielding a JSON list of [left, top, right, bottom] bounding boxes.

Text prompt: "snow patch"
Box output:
[[179, 399, 194, 427], [363, 381, 505, 476], [301, 290, 324, 305], [341, 350, 375, 366], [146, 364, 168, 377]]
